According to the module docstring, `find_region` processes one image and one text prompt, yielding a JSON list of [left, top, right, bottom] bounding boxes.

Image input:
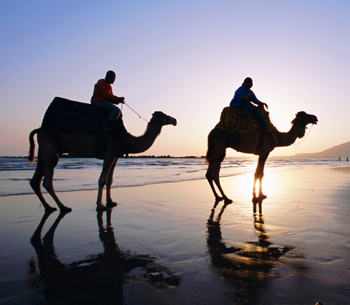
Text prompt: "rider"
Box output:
[[230, 77, 269, 131], [91, 70, 126, 132]]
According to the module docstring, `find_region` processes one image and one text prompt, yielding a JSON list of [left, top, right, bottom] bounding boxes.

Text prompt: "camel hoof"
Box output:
[[60, 206, 72, 213], [252, 195, 267, 203], [106, 201, 117, 208], [213, 197, 224, 208], [96, 204, 107, 211], [252, 196, 260, 204], [224, 198, 233, 205], [215, 197, 224, 203], [45, 206, 57, 213]]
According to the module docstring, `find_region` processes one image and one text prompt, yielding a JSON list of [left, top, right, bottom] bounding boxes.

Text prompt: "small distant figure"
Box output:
[[230, 77, 269, 131], [347, 157, 349, 162], [91, 70, 125, 132], [339, 157, 341, 162]]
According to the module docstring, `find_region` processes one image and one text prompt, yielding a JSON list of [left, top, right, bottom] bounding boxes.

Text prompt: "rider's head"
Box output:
[[242, 77, 253, 89], [105, 70, 116, 84]]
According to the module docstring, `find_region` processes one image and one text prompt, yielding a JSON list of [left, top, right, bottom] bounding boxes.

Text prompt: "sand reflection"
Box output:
[[27, 209, 180, 304], [207, 200, 294, 304]]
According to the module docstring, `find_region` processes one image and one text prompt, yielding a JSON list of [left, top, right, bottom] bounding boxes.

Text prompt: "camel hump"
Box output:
[[41, 97, 117, 133], [215, 107, 276, 133]]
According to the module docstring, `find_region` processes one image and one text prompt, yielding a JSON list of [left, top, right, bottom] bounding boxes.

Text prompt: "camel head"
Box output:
[[291, 111, 318, 138], [292, 111, 318, 126], [150, 111, 177, 127]]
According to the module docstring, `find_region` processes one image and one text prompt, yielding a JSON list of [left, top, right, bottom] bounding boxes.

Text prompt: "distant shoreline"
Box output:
[[0, 155, 348, 160], [0, 155, 205, 159]]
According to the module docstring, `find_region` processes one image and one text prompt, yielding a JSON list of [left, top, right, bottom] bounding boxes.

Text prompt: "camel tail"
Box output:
[[205, 131, 214, 165], [28, 128, 40, 164]]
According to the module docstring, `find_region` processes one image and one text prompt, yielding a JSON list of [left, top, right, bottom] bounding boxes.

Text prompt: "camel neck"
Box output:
[[275, 122, 307, 147], [126, 122, 162, 154]]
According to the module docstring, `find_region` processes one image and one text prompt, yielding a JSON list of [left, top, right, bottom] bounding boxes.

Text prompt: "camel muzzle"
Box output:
[[170, 117, 177, 126]]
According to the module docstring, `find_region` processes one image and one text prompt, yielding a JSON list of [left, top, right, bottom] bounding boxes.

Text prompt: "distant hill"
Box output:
[[294, 141, 350, 158]]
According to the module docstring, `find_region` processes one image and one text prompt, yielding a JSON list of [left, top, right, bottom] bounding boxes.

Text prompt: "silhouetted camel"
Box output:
[[206, 108, 317, 203], [28, 98, 177, 212]]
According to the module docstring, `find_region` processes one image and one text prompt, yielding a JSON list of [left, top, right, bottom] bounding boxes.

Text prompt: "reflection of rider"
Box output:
[[230, 77, 268, 131]]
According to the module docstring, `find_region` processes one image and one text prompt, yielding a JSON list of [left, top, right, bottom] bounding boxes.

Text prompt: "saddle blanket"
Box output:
[[41, 97, 121, 134], [215, 107, 276, 133]]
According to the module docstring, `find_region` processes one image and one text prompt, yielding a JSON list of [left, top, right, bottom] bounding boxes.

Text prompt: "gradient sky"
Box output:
[[1, 1, 349, 157]]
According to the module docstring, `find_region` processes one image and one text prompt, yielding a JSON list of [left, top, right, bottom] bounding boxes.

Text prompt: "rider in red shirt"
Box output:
[[91, 70, 125, 132]]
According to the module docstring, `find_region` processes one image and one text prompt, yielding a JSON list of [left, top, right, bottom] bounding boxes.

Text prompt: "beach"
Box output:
[[1, 165, 350, 304]]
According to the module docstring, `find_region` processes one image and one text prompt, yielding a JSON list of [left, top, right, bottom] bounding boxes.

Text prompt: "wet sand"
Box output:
[[0, 166, 350, 304]]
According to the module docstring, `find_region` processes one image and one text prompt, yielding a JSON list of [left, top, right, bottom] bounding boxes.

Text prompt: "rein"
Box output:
[[121, 102, 149, 123], [294, 123, 314, 145], [269, 113, 315, 146]]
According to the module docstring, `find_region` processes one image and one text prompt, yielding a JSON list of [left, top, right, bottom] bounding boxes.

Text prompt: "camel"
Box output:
[[205, 107, 318, 204], [28, 97, 177, 212]]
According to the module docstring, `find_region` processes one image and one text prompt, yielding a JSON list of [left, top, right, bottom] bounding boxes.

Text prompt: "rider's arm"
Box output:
[[250, 90, 268, 109], [99, 81, 124, 104]]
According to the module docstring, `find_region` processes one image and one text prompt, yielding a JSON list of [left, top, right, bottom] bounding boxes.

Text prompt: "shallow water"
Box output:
[[0, 159, 350, 304], [0, 156, 343, 197]]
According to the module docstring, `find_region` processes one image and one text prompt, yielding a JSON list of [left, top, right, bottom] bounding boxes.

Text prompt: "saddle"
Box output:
[[215, 107, 276, 133], [41, 97, 124, 134]]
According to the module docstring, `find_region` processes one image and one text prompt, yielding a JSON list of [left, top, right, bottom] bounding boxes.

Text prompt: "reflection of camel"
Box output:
[[206, 109, 318, 203], [27, 98, 177, 212], [206, 201, 293, 304], [29, 210, 180, 304]]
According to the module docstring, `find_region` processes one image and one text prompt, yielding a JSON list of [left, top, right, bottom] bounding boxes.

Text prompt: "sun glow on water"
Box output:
[[221, 169, 283, 201]]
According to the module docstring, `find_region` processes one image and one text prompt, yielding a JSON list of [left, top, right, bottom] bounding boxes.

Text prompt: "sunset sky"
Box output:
[[1, 1, 350, 157]]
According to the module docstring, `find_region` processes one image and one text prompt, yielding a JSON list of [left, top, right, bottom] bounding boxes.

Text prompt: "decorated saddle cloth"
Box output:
[[215, 107, 276, 133], [41, 97, 120, 134]]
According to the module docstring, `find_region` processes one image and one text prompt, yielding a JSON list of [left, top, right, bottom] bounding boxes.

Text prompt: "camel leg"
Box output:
[[42, 155, 72, 213], [96, 156, 115, 210], [206, 129, 233, 204], [253, 153, 269, 200], [213, 161, 233, 204], [30, 152, 57, 213], [106, 158, 118, 207], [206, 159, 232, 204], [206, 160, 223, 201]]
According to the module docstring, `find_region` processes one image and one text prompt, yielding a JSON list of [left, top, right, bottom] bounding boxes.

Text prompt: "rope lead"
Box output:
[[294, 123, 314, 145], [121, 102, 149, 123]]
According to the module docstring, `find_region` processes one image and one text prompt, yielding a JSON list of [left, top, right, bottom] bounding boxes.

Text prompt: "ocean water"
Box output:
[[0, 156, 345, 197], [1, 156, 350, 305]]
